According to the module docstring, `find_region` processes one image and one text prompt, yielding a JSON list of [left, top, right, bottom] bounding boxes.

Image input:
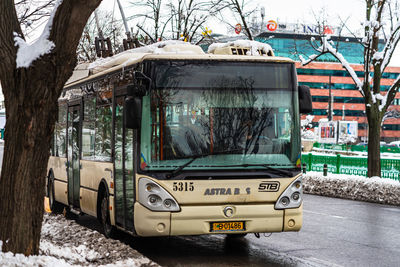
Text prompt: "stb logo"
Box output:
[[258, 181, 280, 192], [266, 20, 277, 31]]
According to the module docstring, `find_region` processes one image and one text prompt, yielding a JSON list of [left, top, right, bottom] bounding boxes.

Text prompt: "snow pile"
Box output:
[[0, 240, 72, 267], [0, 215, 157, 267], [337, 134, 357, 144], [112, 39, 201, 56], [88, 40, 199, 70], [301, 115, 316, 140], [302, 130, 316, 140], [303, 172, 400, 205], [14, 0, 63, 68], [207, 40, 274, 56]]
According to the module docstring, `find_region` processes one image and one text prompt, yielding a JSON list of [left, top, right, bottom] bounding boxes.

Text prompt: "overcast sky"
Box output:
[[98, 0, 400, 65], [19, 0, 399, 66], [99, 0, 366, 34]]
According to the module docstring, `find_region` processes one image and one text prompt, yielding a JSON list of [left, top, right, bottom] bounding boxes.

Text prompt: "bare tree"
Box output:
[[168, 0, 219, 43], [15, 0, 56, 37], [129, 0, 171, 42], [77, 10, 124, 62], [0, 0, 102, 255], [300, 0, 400, 177], [213, 0, 256, 40]]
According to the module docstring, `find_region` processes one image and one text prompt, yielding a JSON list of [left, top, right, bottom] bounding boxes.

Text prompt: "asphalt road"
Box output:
[[75, 194, 400, 267]]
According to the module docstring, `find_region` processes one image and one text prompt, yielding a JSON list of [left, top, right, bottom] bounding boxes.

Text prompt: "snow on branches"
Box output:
[[300, 36, 363, 93], [14, 0, 64, 68]]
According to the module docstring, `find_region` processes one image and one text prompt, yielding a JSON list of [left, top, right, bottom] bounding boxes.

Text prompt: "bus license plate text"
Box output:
[[211, 221, 245, 232]]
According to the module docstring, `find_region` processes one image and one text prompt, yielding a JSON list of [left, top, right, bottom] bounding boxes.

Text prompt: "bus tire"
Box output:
[[47, 172, 64, 214], [100, 190, 116, 238]]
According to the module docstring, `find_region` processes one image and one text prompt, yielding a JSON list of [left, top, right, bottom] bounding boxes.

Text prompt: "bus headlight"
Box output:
[[275, 176, 303, 210], [280, 197, 290, 206], [148, 194, 161, 206], [291, 192, 300, 201], [139, 178, 180, 212]]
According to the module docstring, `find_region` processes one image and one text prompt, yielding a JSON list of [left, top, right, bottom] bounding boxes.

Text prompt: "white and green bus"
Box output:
[[47, 41, 312, 237]]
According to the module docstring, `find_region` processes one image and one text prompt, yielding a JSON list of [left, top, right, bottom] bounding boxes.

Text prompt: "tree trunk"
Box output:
[[0, 72, 58, 255], [0, 0, 101, 255], [366, 106, 382, 177]]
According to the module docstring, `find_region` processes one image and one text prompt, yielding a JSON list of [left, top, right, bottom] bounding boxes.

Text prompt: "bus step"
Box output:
[[69, 207, 82, 215]]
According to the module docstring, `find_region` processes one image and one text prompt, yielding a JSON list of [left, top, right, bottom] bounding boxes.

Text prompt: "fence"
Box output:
[[302, 153, 400, 181], [312, 142, 400, 153]]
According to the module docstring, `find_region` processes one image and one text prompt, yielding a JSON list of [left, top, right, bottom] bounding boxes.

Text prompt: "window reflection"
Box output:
[[141, 88, 295, 170]]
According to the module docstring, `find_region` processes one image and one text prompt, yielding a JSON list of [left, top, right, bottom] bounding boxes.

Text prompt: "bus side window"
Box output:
[[56, 104, 67, 158], [51, 131, 56, 156], [95, 104, 112, 161], [82, 98, 96, 160]]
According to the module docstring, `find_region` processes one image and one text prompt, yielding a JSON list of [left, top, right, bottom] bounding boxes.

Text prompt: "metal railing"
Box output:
[[312, 142, 400, 153], [302, 153, 400, 181]]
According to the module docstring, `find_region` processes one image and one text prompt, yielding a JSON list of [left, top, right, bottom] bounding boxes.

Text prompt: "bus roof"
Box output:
[[65, 40, 294, 89]]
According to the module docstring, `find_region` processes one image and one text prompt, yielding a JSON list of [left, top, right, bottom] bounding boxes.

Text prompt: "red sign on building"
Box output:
[[235, 23, 242, 34], [267, 20, 277, 31]]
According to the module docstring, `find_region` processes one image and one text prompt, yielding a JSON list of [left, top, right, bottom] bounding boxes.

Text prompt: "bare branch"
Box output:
[[136, 24, 156, 43], [379, 23, 400, 73]]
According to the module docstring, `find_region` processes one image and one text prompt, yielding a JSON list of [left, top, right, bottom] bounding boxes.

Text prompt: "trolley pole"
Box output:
[[94, 9, 113, 58], [116, 0, 131, 38], [116, 0, 139, 50], [94, 9, 104, 39]]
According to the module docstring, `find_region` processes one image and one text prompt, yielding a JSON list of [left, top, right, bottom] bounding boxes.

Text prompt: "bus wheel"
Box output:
[[100, 192, 115, 238], [48, 173, 63, 214], [226, 233, 247, 238]]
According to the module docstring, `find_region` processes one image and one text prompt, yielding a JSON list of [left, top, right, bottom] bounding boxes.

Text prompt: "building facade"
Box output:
[[255, 30, 400, 142]]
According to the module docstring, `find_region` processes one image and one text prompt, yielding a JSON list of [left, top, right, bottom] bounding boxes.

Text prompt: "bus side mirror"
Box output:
[[125, 97, 142, 129], [298, 85, 313, 114]]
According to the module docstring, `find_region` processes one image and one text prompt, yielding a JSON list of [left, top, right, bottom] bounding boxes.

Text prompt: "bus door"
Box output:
[[67, 104, 81, 208], [114, 96, 135, 231]]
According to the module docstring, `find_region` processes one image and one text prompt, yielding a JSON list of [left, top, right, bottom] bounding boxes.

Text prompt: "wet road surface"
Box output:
[[75, 194, 400, 266]]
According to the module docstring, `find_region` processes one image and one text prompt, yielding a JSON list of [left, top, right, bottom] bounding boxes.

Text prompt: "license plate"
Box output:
[[210, 221, 245, 232]]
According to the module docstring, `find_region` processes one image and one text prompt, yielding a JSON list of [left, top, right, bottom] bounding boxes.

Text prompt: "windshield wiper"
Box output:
[[204, 164, 295, 177], [242, 164, 295, 176], [167, 149, 242, 178]]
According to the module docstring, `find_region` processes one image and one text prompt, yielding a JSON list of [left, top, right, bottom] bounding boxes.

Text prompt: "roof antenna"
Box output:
[[116, 0, 140, 50], [94, 9, 113, 58]]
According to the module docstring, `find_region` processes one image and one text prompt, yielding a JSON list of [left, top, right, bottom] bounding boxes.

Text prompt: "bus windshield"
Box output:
[[139, 61, 300, 173]]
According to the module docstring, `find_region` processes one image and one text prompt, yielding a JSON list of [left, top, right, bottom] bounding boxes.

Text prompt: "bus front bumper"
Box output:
[[134, 202, 302, 236]]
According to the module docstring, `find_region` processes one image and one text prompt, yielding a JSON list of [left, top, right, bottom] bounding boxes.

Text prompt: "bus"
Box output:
[[47, 40, 312, 238]]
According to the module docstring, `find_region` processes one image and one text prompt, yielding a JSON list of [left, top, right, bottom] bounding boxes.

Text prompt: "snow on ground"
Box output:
[[303, 171, 400, 205], [0, 214, 157, 267]]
